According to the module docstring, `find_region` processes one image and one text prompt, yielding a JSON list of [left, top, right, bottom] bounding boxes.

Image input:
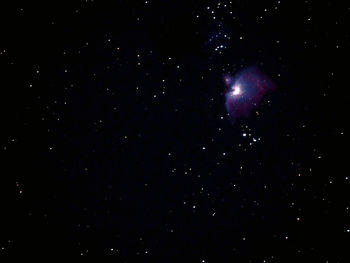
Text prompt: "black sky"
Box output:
[[1, 0, 349, 261]]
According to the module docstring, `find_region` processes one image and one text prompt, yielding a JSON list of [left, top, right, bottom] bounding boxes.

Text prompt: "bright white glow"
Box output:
[[231, 84, 242, 96]]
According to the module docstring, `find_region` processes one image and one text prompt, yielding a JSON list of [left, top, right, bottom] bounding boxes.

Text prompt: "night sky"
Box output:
[[2, 0, 349, 261]]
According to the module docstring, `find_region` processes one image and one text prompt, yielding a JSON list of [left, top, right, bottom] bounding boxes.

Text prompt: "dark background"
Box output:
[[1, 0, 348, 261]]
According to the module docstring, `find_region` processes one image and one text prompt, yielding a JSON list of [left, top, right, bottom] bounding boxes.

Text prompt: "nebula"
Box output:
[[224, 66, 276, 122]]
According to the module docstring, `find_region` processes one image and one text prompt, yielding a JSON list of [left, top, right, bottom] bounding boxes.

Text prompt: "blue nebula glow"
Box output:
[[224, 66, 276, 121]]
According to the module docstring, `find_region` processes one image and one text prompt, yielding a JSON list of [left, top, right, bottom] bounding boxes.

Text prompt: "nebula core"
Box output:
[[224, 66, 276, 121]]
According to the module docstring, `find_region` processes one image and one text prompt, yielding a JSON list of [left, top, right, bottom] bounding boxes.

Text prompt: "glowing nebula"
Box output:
[[224, 66, 276, 121]]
